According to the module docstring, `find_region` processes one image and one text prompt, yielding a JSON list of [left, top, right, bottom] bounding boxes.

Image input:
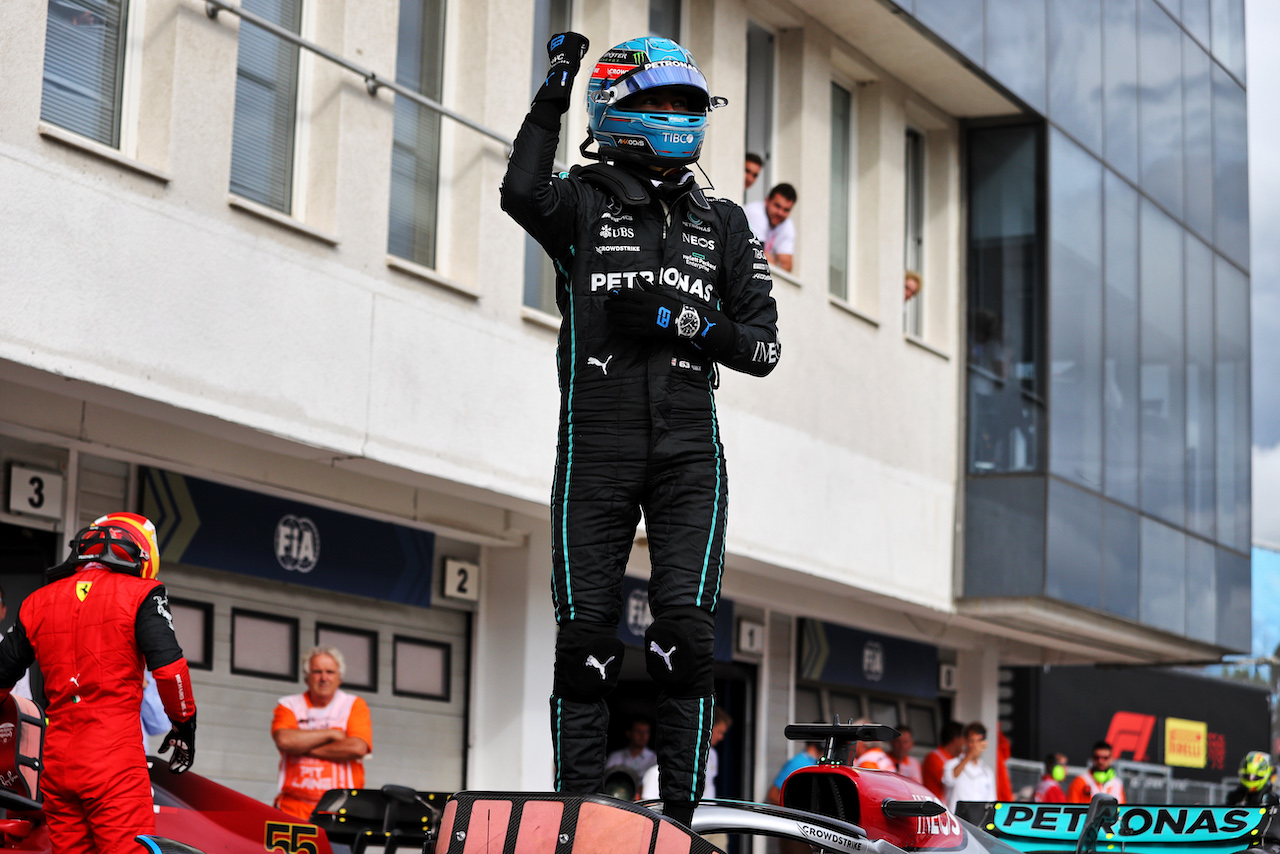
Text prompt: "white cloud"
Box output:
[[1253, 443, 1280, 549]]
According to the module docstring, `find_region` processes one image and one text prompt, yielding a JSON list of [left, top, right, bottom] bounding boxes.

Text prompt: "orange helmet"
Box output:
[[65, 513, 160, 579]]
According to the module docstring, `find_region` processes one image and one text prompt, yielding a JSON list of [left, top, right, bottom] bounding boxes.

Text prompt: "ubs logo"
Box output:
[[275, 515, 320, 573], [862, 641, 884, 682]]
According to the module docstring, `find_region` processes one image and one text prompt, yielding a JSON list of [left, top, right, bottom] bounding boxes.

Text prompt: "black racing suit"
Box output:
[[1225, 783, 1280, 806], [501, 104, 779, 815]]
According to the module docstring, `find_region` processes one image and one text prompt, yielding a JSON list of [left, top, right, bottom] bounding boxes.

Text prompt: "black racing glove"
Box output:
[[532, 32, 590, 113], [605, 287, 733, 353], [159, 712, 196, 774]]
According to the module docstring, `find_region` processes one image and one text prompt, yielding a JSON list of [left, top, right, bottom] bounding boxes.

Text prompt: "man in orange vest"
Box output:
[[272, 647, 373, 819], [922, 721, 964, 799], [1068, 741, 1126, 803]]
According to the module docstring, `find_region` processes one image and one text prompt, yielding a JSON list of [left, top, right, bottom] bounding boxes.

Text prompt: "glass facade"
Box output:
[[388, 0, 447, 268], [229, 0, 303, 213], [829, 83, 853, 301], [940, 0, 1250, 649], [41, 0, 130, 148]]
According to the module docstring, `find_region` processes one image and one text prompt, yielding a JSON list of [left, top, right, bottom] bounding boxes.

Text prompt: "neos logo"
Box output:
[[682, 232, 716, 251], [275, 515, 320, 573]]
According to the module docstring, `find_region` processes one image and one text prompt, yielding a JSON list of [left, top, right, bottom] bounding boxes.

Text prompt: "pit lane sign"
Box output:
[[962, 803, 1273, 853]]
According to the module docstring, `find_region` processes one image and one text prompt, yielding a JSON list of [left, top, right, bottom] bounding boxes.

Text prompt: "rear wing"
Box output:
[[955, 802, 1277, 854]]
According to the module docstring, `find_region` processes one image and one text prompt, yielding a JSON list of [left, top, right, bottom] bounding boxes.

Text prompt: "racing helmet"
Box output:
[[64, 512, 160, 579], [584, 37, 726, 168], [1239, 751, 1273, 791]]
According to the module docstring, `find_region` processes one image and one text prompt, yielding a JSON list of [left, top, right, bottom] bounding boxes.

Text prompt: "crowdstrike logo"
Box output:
[[798, 824, 862, 850]]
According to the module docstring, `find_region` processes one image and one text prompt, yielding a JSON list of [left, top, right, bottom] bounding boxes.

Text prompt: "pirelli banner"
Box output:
[[957, 803, 1276, 854], [139, 467, 435, 606]]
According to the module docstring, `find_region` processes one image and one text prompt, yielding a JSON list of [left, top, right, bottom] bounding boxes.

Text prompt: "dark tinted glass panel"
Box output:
[[1103, 0, 1140, 181], [1138, 0, 1183, 217], [1102, 501, 1140, 619], [1139, 518, 1186, 635], [1185, 236, 1215, 539], [1184, 537, 1216, 643], [649, 0, 681, 40], [388, 0, 447, 268], [915, 0, 984, 64], [1215, 547, 1249, 651], [968, 125, 1044, 475], [1182, 0, 1210, 49], [1104, 172, 1141, 506], [1210, 0, 1245, 82], [986, 0, 1047, 113], [1046, 479, 1103, 609], [1215, 256, 1250, 552], [1140, 202, 1185, 525], [1048, 132, 1103, 489], [1183, 36, 1213, 240], [229, 0, 303, 213], [744, 25, 774, 206], [963, 476, 1047, 598], [1048, 0, 1103, 155], [830, 83, 853, 300], [1212, 65, 1249, 268], [41, 0, 128, 147]]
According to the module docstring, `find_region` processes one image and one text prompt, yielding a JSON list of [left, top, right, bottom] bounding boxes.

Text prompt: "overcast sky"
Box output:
[[1247, 0, 1280, 549]]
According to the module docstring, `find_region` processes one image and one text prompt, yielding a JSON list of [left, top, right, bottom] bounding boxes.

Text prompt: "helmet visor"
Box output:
[[604, 65, 710, 112]]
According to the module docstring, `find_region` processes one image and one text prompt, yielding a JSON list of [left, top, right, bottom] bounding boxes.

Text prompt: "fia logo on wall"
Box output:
[[275, 515, 320, 573], [626, 588, 653, 636], [862, 641, 885, 682]]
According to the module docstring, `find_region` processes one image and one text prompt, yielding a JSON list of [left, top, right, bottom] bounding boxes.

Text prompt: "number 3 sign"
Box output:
[[7, 465, 64, 521], [443, 558, 480, 601]]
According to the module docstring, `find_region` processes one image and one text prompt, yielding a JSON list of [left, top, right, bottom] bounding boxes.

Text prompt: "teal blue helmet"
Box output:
[[584, 37, 726, 167]]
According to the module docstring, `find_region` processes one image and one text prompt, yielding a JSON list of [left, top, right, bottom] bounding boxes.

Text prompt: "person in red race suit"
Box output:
[[0, 513, 197, 854]]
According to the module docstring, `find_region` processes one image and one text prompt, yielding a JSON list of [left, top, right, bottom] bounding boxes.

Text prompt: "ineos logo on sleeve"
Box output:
[[275, 515, 320, 573]]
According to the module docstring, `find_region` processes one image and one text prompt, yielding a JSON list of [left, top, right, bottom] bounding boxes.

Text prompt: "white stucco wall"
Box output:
[[1, 0, 963, 615]]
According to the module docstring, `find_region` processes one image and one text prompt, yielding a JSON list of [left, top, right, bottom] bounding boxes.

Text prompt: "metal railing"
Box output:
[[1004, 758, 1232, 805], [203, 0, 513, 152]]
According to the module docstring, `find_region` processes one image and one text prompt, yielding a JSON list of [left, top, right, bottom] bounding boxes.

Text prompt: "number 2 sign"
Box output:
[[7, 465, 64, 521], [443, 558, 480, 602]]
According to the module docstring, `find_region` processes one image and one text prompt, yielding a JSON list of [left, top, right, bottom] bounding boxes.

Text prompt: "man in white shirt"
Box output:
[[743, 184, 797, 272], [605, 717, 657, 777], [942, 722, 996, 811]]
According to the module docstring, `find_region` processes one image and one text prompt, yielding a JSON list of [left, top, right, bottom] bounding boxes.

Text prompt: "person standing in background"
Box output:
[[892, 726, 922, 782], [272, 647, 372, 820]]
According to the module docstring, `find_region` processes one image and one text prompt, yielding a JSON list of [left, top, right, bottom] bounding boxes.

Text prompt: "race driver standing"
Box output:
[[0, 512, 197, 854], [501, 32, 780, 828]]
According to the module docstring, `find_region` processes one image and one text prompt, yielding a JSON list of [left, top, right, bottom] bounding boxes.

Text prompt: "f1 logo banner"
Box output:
[[1104, 711, 1157, 762], [141, 468, 434, 607]]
